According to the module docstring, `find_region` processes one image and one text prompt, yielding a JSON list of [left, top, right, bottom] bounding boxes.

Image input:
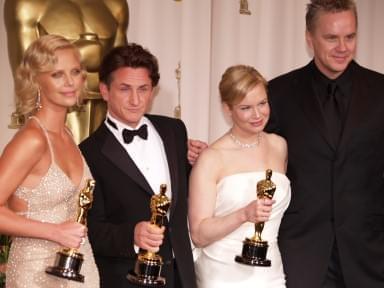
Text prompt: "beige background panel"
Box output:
[[2, 0, 384, 151]]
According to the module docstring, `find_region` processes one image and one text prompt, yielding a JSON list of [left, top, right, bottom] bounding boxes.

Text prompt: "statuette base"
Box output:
[[46, 249, 84, 282], [235, 238, 271, 267]]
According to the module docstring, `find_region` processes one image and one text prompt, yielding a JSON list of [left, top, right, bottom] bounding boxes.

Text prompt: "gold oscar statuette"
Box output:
[[127, 184, 171, 287], [46, 179, 95, 282], [239, 0, 251, 15], [235, 169, 276, 266]]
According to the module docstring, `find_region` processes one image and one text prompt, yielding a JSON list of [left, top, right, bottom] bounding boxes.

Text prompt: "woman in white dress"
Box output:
[[189, 65, 291, 288]]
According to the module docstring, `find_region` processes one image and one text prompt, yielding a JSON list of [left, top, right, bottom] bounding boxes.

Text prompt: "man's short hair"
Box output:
[[99, 43, 160, 87], [306, 0, 357, 33]]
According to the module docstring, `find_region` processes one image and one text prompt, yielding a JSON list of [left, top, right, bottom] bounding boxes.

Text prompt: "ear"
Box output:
[[222, 102, 232, 116], [151, 86, 159, 98], [305, 30, 313, 50], [99, 83, 109, 101]]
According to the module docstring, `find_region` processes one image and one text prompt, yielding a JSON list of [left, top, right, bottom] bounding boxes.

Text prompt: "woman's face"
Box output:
[[228, 84, 270, 136], [36, 48, 85, 110]]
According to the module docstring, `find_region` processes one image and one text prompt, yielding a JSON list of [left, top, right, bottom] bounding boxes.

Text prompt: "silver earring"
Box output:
[[35, 88, 42, 110]]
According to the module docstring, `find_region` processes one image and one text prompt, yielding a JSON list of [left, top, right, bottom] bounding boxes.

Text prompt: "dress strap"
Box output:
[[29, 116, 55, 164], [64, 126, 77, 144]]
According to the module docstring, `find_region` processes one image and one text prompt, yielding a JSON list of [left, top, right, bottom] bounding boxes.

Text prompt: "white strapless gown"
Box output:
[[194, 171, 291, 288]]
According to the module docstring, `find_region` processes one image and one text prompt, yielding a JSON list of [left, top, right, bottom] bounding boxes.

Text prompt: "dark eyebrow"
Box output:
[[117, 83, 152, 89], [118, 83, 131, 88]]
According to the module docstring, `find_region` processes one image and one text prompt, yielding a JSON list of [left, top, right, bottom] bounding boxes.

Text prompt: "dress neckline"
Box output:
[[217, 171, 289, 186], [28, 116, 85, 189], [53, 160, 85, 190]]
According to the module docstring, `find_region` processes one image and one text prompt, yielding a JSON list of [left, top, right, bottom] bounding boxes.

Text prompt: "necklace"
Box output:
[[229, 132, 261, 148]]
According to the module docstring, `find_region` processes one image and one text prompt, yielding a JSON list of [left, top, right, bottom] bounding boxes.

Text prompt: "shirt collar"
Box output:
[[106, 112, 149, 132], [310, 59, 353, 98]]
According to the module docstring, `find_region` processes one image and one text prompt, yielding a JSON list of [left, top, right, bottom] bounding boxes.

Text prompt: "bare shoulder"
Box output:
[[263, 132, 288, 172], [199, 135, 230, 163], [191, 145, 223, 178], [191, 133, 234, 178], [195, 146, 222, 167], [2, 121, 47, 163], [264, 132, 287, 153], [265, 133, 288, 159]]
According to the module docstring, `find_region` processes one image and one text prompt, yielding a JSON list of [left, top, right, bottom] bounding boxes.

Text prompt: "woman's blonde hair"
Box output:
[[219, 65, 267, 108], [15, 34, 85, 117]]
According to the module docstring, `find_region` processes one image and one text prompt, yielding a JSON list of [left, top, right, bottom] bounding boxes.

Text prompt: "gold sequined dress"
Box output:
[[6, 117, 100, 287]]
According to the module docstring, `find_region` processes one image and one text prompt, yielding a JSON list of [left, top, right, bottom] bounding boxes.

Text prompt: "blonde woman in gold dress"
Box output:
[[0, 35, 99, 287]]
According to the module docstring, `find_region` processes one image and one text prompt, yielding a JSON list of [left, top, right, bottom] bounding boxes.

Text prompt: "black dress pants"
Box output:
[[322, 243, 346, 288]]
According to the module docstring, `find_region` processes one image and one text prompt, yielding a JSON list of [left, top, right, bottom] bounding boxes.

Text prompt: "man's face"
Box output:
[[100, 67, 154, 128], [306, 10, 357, 79]]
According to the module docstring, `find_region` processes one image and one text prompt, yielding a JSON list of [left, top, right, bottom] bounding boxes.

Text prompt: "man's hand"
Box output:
[[188, 139, 208, 165], [134, 221, 165, 252]]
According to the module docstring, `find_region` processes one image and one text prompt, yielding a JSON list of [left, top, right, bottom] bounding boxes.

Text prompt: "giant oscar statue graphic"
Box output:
[[127, 184, 171, 287], [235, 169, 276, 266], [4, 0, 129, 143], [46, 179, 95, 282]]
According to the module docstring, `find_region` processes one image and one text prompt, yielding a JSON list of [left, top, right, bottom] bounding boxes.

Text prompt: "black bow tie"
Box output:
[[122, 124, 148, 144]]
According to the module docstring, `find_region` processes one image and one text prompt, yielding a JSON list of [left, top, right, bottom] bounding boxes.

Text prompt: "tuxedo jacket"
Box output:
[[267, 60, 384, 288], [79, 114, 196, 288]]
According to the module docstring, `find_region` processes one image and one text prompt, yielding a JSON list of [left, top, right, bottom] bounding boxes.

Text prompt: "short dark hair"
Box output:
[[306, 0, 357, 33], [99, 43, 160, 87]]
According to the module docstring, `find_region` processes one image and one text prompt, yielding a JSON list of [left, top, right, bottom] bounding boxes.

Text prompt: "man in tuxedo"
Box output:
[[80, 43, 196, 288], [266, 0, 384, 287]]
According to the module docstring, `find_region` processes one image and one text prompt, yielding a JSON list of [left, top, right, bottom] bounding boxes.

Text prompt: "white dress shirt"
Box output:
[[105, 113, 172, 199]]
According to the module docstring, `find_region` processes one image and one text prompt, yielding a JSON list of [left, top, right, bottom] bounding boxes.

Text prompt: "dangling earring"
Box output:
[[35, 88, 42, 110], [75, 95, 83, 111], [76, 88, 85, 112]]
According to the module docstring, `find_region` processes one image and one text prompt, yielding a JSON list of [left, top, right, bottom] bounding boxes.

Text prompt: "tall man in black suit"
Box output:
[[266, 0, 384, 287], [80, 43, 196, 288]]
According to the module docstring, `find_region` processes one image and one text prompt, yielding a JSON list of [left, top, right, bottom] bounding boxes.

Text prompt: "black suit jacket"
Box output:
[[80, 114, 196, 288], [267, 60, 384, 288]]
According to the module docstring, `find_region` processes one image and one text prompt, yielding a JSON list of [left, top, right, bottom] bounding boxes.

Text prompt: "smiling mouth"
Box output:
[[250, 119, 264, 126], [124, 109, 142, 115], [333, 54, 350, 61], [62, 91, 76, 96]]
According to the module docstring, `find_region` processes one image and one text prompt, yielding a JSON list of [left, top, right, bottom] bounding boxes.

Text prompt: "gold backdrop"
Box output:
[[4, 0, 129, 143]]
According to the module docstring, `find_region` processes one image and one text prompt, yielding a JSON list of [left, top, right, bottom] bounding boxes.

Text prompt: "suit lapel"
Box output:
[[148, 116, 179, 214], [297, 64, 335, 149], [99, 124, 154, 195]]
